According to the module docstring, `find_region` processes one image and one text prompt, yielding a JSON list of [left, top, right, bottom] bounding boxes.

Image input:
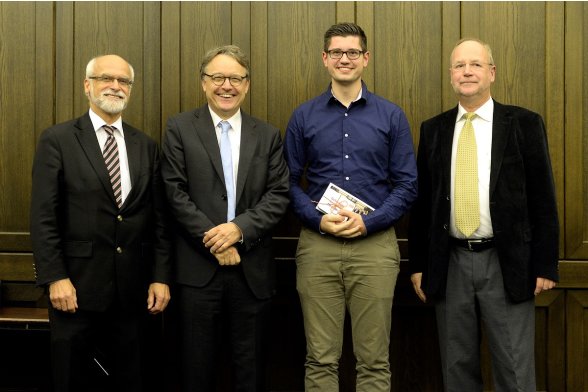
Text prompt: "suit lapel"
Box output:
[[121, 124, 141, 210], [440, 107, 458, 192], [490, 101, 510, 197], [192, 107, 226, 184], [74, 114, 119, 206], [236, 113, 258, 202]]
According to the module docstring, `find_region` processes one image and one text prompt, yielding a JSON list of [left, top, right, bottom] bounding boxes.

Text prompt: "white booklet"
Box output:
[[315, 183, 375, 216]]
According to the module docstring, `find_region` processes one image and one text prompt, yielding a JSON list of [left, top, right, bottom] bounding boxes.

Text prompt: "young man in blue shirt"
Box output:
[[284, 22, 418, 391]]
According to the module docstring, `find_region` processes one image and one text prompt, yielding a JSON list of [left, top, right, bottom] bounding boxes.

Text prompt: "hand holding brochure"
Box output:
[[315, 183, 375, 216]]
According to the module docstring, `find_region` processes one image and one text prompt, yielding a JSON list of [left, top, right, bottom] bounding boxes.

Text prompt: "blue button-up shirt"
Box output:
[[284, 83, 418, 234]]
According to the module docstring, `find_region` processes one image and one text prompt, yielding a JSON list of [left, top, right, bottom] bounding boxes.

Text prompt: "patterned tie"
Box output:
[[219, 121, 235, 221], [455, 113, 480, 237], [103, 125, 122, 208]]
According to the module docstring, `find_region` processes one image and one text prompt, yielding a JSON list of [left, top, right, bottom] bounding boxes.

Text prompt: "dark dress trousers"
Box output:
[[161, 105, 290, 391], [30, 112, 171, 391], [409, 101, 559, 302]]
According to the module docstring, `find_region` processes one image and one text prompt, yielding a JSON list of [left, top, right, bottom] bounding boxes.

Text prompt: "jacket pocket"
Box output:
[[63, 241, 93, 258]]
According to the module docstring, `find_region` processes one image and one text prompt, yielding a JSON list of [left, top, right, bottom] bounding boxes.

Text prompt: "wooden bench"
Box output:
[[0, 253, 49, 330]]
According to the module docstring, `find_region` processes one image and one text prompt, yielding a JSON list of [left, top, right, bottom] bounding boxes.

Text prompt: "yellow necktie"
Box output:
[[455, 112, 480, 237]]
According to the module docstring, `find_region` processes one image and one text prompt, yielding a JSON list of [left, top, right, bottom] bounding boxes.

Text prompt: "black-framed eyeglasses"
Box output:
[[88, 75, 133, 88], [203, 73, 248, 86], [326, 49, 364, 60]]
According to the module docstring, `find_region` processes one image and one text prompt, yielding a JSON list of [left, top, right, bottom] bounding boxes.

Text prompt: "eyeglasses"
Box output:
[[88, 75, 133, 88], [203, 73, 248, 87], [450, 62, 493, 72], [326, 49, 364, 60]]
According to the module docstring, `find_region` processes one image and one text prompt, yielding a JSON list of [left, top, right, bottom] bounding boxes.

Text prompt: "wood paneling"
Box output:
[[565, 2, 588, 259], [0, 2, 587, 391]]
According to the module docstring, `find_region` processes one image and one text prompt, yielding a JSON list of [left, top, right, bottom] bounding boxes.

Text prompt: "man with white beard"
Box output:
[[31, 54, 171, 392]]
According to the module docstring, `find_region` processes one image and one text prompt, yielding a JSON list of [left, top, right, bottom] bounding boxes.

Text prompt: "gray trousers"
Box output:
[[435, 246, 536, 392]]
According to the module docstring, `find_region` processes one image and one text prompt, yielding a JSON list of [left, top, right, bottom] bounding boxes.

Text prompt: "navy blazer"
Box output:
[[31, 113, 172, 313], [161, 105, 289, 299], [409, 100, 559, 302]]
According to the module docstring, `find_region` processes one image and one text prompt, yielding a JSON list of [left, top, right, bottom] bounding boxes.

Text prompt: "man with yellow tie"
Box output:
[[409, 38, 559, 391]]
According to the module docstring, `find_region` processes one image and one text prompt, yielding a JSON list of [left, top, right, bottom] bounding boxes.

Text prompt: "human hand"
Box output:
[[319, 210, 366, 238], [147, 282, 171, 314], [534, 277, 557, 296], [212, 246, 241, 266], [203, 222, 242, 253], [411, 273, 427, 303], [49, 278, 78, 313]]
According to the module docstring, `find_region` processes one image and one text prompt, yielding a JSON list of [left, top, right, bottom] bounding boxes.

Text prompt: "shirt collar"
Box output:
[[208, 106, 242, 130], [457, 97, 494, 123], [89, 109, 124, 136], [324, 81, 370, 106]]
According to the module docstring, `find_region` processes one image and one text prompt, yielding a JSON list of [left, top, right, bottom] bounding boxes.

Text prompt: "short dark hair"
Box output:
[[323, 22, 368, 52], [199, 45, 250, 80]]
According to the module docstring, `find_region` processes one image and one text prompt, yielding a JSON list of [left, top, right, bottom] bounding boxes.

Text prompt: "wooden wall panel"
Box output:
[[565, 2, 588, 259], [0, 2, 52, 250], [567, 291, 588, 391]]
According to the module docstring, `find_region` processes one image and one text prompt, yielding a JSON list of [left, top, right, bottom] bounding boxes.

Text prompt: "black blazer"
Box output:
[[161, 105, 289, 299], [31, 113, 171, 313], [409, 101, 559, 302]]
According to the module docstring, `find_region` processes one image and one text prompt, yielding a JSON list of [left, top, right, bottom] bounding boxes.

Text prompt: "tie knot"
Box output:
[[464, 112, 476, 121], [219, 121, 231, 134], [103, 125, 116, 136]]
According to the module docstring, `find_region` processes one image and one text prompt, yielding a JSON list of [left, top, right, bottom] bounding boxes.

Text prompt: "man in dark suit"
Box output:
[[161, 45, 289, 392], [31, 54, 171, 392], [409, 38, 559, 391]]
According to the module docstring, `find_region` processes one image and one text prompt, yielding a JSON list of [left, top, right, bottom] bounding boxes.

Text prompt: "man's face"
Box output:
[[322, 35, 369, 86], [449, 40, 495, 102], [84, 55, 132, 117], [201, 54, 250, 120]]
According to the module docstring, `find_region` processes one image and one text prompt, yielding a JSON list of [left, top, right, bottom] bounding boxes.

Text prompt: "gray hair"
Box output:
[[199, 45, 250, 80], [85, 55, 135, 81]]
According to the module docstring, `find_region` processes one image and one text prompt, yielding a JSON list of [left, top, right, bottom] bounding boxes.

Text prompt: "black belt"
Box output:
[[450, 237, 495, 252]]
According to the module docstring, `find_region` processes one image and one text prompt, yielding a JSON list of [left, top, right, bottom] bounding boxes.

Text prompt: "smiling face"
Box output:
[[322, 35, 369, 88], [201, 54, 250, 120], [84, 55, 132, 122], [450, 40, 496, 110]]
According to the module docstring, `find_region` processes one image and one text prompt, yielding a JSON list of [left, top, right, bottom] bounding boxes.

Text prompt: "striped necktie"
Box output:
[[103, 125, 122, 208], [455, 112, 480, 237]]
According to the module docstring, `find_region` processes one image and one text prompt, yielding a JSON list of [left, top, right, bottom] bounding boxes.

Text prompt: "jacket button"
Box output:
[[116, 247, 123, 254], [117, 215, 123, 222], [443, 224, 448, 230]]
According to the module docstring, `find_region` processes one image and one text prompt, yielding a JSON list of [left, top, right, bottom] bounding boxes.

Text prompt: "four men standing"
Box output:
[[29, 27, 558, 392]]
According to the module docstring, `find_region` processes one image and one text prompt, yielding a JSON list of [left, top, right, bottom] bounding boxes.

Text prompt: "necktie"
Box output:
[[455, 113, 480, 237], [219, 121, 235, 221], [103, 125, 122, 208]]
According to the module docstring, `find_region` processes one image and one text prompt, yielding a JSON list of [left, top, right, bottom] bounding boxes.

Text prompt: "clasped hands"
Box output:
[[203, 222, 242, 266], [319, 209, 367, 238]]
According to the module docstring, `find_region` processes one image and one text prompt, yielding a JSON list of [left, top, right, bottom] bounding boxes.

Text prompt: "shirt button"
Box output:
[[117, 215, 123, 222], [116, 247, 123, 254], [344, 113, 348, 117], [345, 177, 350, 181], [344, 134, 349, 138], [345, 155, 349, 159]]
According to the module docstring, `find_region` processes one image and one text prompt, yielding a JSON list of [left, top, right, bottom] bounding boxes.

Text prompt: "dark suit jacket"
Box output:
[[409, 100, 559, 302], [31, 112, 171, 313], [161, 105, 289, 299]]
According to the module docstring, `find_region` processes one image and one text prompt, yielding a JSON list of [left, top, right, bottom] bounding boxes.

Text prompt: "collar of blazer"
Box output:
[[191, 105, 260, 203], [73, 113, 143, 210]]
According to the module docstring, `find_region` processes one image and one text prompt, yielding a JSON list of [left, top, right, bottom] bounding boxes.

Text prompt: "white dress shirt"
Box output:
[[450, 98, 494, 239], [209, 107, 242, 192], [89, 109, 132, 205]]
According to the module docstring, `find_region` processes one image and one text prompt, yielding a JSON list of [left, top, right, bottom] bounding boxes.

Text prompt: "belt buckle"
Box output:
[[466, 239, 482, 251]]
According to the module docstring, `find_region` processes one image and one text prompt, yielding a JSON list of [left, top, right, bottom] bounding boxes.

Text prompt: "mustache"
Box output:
[[101, 89, 126, 99]]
